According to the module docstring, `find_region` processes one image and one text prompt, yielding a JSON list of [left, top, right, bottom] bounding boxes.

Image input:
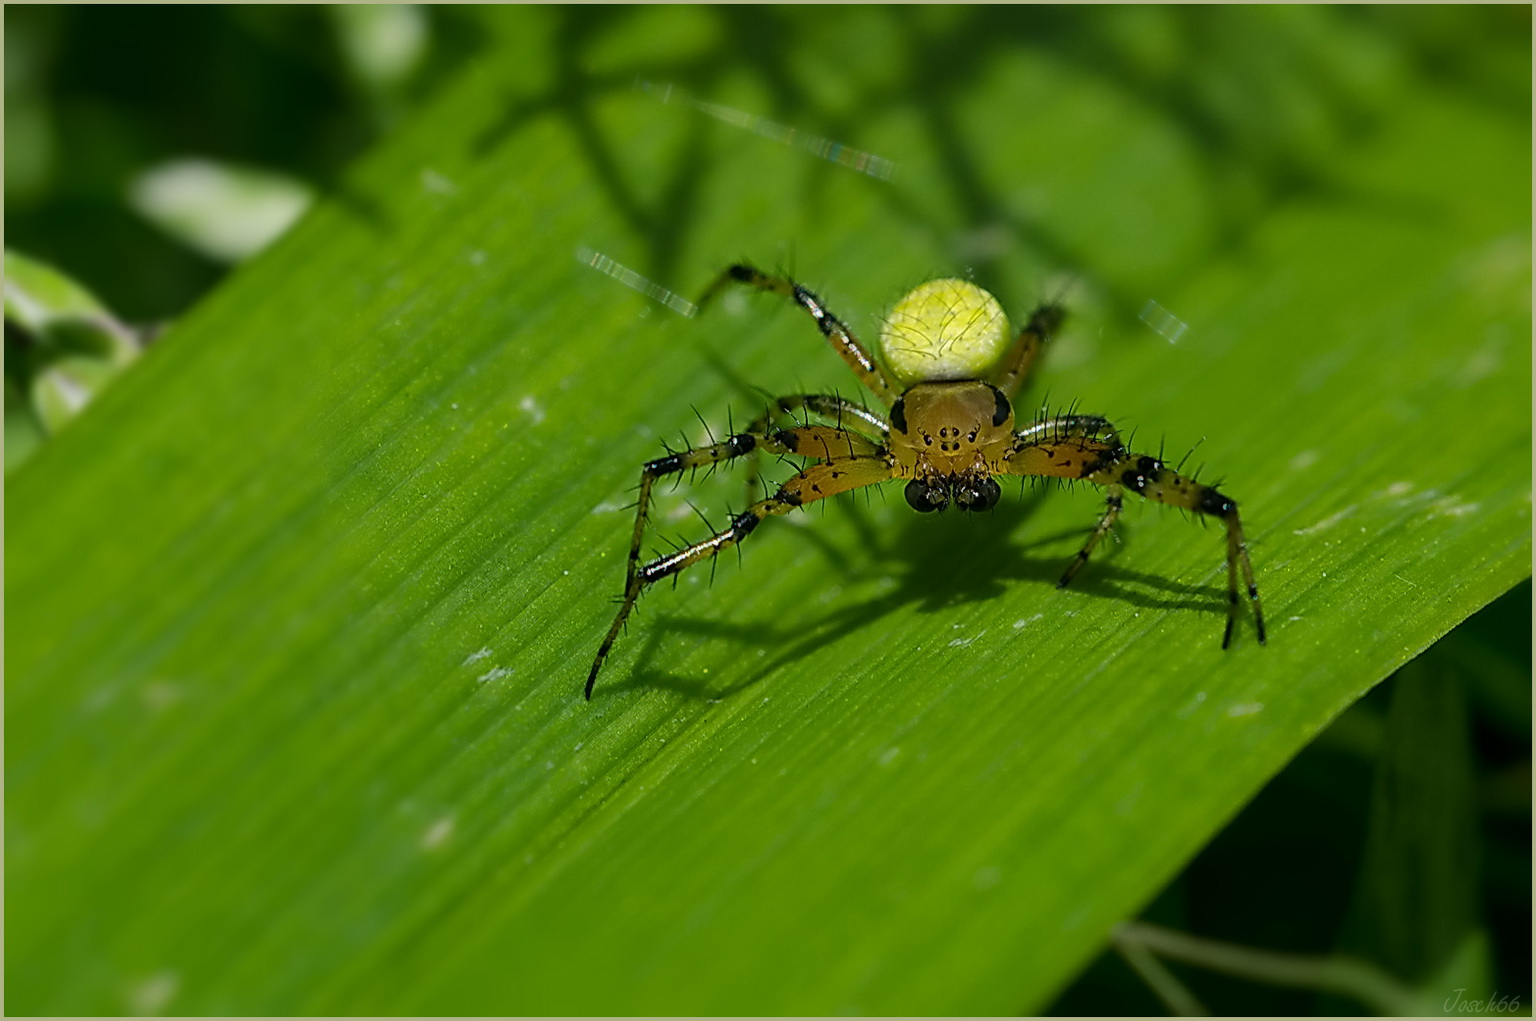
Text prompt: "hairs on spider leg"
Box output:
[[1175, 438, 1205, 474], [684, 500, 713, 533], [691, 407, 715, 445]]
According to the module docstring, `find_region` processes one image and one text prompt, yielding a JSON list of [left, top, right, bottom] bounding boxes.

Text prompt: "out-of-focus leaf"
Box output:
[[126, 158, 314, 263], [4, 249, 140, 440]]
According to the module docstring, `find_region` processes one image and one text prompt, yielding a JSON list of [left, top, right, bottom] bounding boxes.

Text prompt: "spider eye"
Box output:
[[956, 477, 1001, 512], [904, 479, 947, 513]]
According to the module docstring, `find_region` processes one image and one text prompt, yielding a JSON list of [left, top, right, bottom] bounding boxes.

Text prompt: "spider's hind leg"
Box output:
[[991, 301, 1067, 400]]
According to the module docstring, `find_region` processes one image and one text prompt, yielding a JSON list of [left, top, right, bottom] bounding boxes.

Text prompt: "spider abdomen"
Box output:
[[879, 279, 1012, 387]]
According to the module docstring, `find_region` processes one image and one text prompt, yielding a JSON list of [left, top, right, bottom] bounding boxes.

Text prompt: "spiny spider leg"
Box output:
[[990, 301, 1068, 400], [741, 392, 890, 502], [588, 425, 886, 698], [1003, 414, 1267, 648], [745, 392, 890, 437], [1059, 482, 1124, 589], [697, 263, 899, 407]]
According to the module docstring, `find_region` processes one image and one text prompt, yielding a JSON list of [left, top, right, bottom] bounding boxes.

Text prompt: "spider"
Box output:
[[585, 263, 1266, 699]]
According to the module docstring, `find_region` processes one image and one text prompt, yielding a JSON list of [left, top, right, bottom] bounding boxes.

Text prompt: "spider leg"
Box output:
[[1000, 414, 1266, 648], [990, 301, 1067, 400], [697, 263, 899, 407], [745, 392, 890, 437], [742, 392, 890, 503], [1058, 483, 1124, 589], [587, 429, 888, 698]]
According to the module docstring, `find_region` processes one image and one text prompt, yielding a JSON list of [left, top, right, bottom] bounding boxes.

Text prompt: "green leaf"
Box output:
[[8, 7, 1529, 1015]]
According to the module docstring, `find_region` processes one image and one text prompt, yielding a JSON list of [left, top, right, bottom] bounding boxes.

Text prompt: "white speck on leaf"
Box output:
[[126, 971, 179, 1015], [420, 167, 457, 195], [1294, 505, 1355, 535], [142, 681, 183, 713], [463, 647, 492, 666], [422, 815, 455, 850], [1289, 450, 1319, 472], [1432, 495, 1479, 518]]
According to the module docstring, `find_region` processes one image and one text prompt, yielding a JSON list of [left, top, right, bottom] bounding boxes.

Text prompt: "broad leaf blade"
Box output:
[[7, 7, 1529, 1015]]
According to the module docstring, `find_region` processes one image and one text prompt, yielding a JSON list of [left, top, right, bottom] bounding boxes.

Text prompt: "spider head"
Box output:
[[904, 473, 1001, 514]]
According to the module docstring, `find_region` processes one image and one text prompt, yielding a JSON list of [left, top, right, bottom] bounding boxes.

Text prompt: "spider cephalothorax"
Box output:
[[888, 380, 1013, 513], [585, 264, 1266, 698]]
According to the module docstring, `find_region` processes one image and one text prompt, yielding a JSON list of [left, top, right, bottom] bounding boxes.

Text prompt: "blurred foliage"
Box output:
[[6, 5, 1529, 1015], [4, 249, 143, 468], [4, 4, 480, 468], [4, 5, 483, 319]]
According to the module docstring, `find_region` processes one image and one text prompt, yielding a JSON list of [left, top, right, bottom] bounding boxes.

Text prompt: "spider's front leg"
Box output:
[[697, 263, 899, 407], [1003, 414, 1267, 647], [740, 392, 889, 501], [587, 427, 889, 699]]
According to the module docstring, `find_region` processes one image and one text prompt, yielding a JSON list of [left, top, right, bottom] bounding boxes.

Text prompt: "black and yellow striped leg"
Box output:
[[587, 431, 887, 699], [741, 393, 889, 501], [1093, 454, 1271, 644], [991, 302, 1067, 400], [744, 393, 890, 437], [1084, 454, 1267, 648], [697, 263, 899, 407], [1058, 486, 1123, 589], [1003, 417, 1266, 647], [1220, 508, 1265, 649]]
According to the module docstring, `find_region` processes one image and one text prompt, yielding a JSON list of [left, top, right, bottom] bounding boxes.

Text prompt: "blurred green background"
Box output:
[[7, 5, 1529, 1015]]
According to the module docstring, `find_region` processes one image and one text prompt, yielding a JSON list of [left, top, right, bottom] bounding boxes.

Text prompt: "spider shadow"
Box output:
[[611, 483, 1227, 701]]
